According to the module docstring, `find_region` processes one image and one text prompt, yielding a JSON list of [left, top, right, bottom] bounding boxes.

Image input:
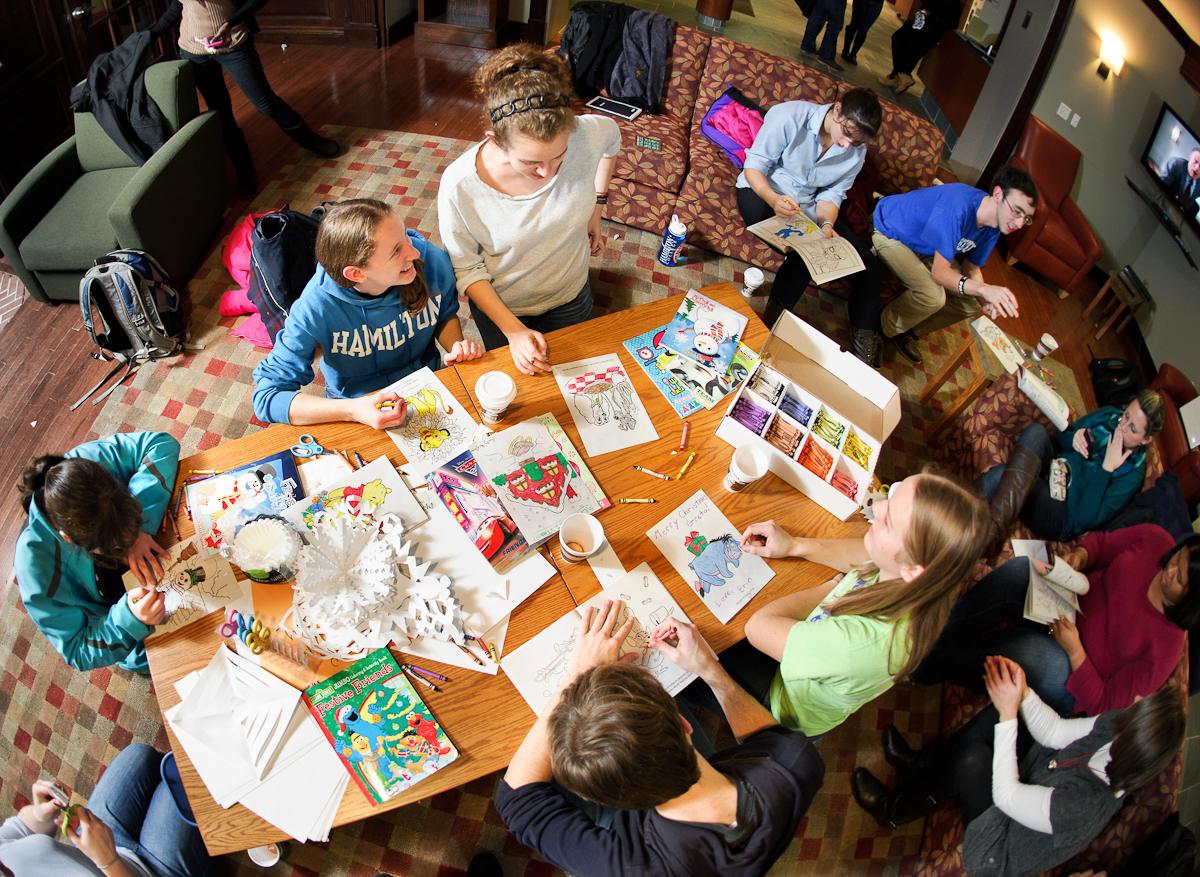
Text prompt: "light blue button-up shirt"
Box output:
[[736, 101, 867, 220]]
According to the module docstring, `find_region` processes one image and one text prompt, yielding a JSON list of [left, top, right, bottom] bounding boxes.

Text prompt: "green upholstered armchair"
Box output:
[[0, 60, 228, 304]]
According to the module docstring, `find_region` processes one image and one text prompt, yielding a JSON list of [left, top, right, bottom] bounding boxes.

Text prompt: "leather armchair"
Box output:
[[1005, 115, 1103, 297], [1148, 362, 1200, 505], [0, 61, 228, 304]]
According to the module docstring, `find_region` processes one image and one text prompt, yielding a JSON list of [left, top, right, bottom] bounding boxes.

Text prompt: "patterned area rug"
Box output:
[[2, 127, 993, 875]]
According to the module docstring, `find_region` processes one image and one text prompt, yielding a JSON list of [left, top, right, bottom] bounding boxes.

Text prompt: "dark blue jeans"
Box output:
[[980, 422, 1066, 542], [181, 40, 304, 172], [470, 280, 594, 352], [87, 744, 212, 877], [843, 0, 884, 56], [801, 0, 848, 61], [736, 187, 883, 332], [914, 556, 1076, 715]]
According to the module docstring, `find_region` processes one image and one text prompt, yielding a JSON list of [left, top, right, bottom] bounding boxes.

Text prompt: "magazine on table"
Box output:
[[747, 214, 865, 284], [660, 289, 750, 379]]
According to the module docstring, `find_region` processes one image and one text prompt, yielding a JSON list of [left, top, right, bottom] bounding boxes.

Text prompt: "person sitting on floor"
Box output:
[[494, 600, 825, 877], [15, 432, 179, 674], [916, 525, 1199, 716], [740, 87, 886, 366], [252, 199, 482, 429], [976, 390, 1164, 549], [872, 163, 1038, 364], [682, 471, 989, 740], [0, 744, 214, 877], [852, 656, 1184, 877]]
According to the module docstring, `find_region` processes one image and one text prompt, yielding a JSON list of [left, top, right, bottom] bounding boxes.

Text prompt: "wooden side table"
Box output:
[[1082, 270, 1149, 340]]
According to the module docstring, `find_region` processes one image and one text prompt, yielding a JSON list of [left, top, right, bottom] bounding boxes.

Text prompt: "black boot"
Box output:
[[284, 121, 341, 158], [761, 297, 785, 329], [882, 724, 929, 781], [983, 443, 1043, 555], [851, 767, 951, 829]]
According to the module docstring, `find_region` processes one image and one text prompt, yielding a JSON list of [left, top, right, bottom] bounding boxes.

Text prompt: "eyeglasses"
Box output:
[[1004, 195, 1033, 225]]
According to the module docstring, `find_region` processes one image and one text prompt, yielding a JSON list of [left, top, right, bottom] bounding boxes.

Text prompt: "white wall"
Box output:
[[1030, 0, 1200, 383]]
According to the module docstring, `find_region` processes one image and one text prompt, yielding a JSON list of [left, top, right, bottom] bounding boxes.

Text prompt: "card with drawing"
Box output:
[[187, 452, 303, 558], [474, 419, 603, 546], [552, 354, 659, 456], [502, 563, 703, 715], [647, 490, 775, 624], [382, 367, 479, 477], [660, 290, 749, 380], [122, 537, 251, 638]]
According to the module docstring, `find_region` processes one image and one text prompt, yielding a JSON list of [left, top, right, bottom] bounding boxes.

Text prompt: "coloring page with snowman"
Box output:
[[551, 354, 659, 457], [647, 490, 775, 624], [660, 290, 749, 380], [123, 537, 250, 638]]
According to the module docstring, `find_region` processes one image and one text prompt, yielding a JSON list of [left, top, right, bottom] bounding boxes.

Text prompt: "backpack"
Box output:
[[1088, 353, 1143, 409], [246, 203, 330, 343], [74, 249, 186, 409]]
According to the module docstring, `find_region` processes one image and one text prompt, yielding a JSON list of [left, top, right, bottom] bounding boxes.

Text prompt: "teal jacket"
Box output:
[[15, 432, 180, 673], [1051, 407, 1147, 541]]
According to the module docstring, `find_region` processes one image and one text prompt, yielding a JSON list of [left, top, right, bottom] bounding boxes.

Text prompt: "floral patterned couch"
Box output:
[[600, 27, 946, 276], [916, 373, 1183, 876]]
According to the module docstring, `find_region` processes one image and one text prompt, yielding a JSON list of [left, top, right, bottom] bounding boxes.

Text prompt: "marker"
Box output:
[[679, 421, 690, 453], [455, 641, 485, 666], [619, 498, 657, 504], [402, 666, 439, 692], [675, 451, 697, 480], [403, 663, 448, 682], [633, 465, 670, 481]]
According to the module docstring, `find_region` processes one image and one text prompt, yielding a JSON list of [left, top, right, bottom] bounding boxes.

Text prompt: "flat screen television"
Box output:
[[1141, 101, 1200, 235]]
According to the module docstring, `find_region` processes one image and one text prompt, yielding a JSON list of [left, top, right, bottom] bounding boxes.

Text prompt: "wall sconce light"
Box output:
[[1098, 34, 1125, 80]]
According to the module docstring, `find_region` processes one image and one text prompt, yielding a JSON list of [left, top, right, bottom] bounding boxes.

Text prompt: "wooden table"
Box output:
[[454, 282, 869, 650], [148, 421, 580, 855], [151, 281, 868, 854]]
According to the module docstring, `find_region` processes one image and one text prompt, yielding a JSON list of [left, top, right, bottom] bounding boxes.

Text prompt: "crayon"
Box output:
[[488, 642, 500, 663], [189, 469, 221, 474], [675, 451, 697, 480], [455, 641, 485, 666], [633, 465, 670, 481], [403, 663, 448, 682], [619, 498, 657, 504], [402, 666, 439, 692], [353, 451, 366, 468], [679, 421, 690, 452]]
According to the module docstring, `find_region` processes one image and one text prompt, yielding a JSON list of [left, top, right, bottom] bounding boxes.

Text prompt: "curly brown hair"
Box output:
[[475, 44, 578, 149]]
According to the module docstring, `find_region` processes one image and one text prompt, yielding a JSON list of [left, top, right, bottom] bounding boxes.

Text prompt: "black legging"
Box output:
[[737, 187, 882, 331], [923, 704, 1034, 826]]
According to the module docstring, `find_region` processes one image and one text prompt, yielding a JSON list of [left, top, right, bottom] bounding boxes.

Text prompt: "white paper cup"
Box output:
[[1031, 333, 1058, 362], [247, 842, 284, 866], [475, 371, 517, 424], [559, 514, 604, 564], [741, 267, 765, 297], [724, 445, 769, 492]]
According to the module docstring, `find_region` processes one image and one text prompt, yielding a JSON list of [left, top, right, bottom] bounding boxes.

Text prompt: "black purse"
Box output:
[[1088, 355, 1142, 408]]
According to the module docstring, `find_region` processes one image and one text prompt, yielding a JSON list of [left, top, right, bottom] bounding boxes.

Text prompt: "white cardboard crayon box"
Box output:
[[715, 311, 900, 520]]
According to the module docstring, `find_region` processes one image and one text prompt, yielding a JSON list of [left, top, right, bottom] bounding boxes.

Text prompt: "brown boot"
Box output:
[[984, 444, 1043, 555]]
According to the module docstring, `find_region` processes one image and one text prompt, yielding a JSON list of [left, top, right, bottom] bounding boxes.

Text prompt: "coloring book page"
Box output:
[[660, 290, 749, 380], [503, 563, 702, 715], [551, 354, 659, 457], [647, 490, 775, 624], [282, 456, 428, 536], [382, 367, 479, 477], [123, 537, 251, 638], [474, 419, 601, 546], [534, 413, 610, 510]]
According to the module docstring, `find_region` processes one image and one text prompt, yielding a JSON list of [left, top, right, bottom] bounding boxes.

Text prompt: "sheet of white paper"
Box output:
[[647, 490, 775, 624], [282, 455, 429, 534], [972, 315, 1023, 374], [382, 367, 479, 477], [297, 454, 355, 495], [586, 538, 627, 586], [123, 538, 250, 638], [473, 419, 601, 545], [502, 611, 581, 716], [552, 354, 659, 456], [1010, 539, 1049, 563]]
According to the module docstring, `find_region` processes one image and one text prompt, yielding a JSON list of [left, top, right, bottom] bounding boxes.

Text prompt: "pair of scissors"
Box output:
[[291, 433, 325, 457], [218, 609, 271, 654]]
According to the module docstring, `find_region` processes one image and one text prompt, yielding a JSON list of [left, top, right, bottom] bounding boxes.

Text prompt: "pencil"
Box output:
[[402, 666, 439, 692], [403, 663, 448, 682], [455, 641, 485, 666], [619, 498, 657, 503], [675, 451, 697, 480], [633, 465, 670, 481]]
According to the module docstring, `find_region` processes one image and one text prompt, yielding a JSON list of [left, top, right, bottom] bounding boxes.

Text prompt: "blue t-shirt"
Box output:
[[873, 183, 999, 267]]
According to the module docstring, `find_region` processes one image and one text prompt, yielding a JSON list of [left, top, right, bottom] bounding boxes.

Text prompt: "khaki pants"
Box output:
[[874, 231, 982, 339]]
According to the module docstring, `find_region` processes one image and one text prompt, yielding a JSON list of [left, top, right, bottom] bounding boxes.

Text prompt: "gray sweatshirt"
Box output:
[[0, 816, 154, 877]]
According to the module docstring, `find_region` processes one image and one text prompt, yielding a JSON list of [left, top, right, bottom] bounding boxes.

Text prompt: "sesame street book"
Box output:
[[187, 452, 303, 558], [303, 648, 458, 805], [660, 290, 749, 380]]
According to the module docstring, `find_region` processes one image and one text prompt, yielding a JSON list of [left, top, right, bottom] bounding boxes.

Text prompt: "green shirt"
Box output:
[[768, 569, 909, 735]]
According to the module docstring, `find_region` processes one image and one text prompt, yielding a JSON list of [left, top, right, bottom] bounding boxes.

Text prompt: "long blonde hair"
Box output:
[[831, 470, 990, 681]]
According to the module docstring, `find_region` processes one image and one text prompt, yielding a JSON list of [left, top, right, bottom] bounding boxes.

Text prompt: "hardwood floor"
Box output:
[[0, 35, 1143, 586]]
